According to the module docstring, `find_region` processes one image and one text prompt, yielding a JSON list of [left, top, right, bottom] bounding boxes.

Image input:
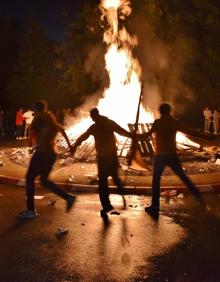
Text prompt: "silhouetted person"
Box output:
[[203, 106, 212, 133], [138, 103, 214, 215], [213, 108, 220, 134], [72, 108, 133, 217], [18, 100, 75, 219], [23, 108, 34, 139], [15, 108, 24, 140]]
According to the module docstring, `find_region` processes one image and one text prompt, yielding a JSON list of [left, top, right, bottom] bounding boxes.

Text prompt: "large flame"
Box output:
[[63, 0, 198, 153]]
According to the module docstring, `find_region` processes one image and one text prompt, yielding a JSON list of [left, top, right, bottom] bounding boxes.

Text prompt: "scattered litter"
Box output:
[[110, 210, 120, 215], [34, 195, 45, 200], [170, 190, 177, 196], [17, 179, 26, 186], [48, 199, 56, 206], [161, 191, 171, 197], [63, 157, 73, 166], [59, 159, 65, 165], [215, 159, 220, 165], [177, 193, 184, 198], [88, 176, 98, 185], [56, 227, 68, 237], [209, 157, 216, 163], [68, 174, 75, 183]]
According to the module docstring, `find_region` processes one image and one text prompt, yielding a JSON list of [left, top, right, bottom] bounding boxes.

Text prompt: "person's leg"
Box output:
[[150, 155, 166, 208], [112, 173, 124, 194], [27, 124, 31, 138], [215, 119, 219, 134], [40, 153, 73, 200], [110, 156, 124, 195], [207, 119, 211, 133], [168, 155, 203, 201], [24, 124, 28, 138], [97, 158, 113, 212], [112, 171, 126, 208], [204, 119, 207, 132], [25, 152, 41, 211]]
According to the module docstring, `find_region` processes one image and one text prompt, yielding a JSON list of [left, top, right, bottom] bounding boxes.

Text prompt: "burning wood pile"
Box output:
[[55, 122, 220, 174]]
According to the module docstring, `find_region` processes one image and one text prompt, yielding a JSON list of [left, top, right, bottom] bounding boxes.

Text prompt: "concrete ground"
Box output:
[[0, 184, 220, 282]]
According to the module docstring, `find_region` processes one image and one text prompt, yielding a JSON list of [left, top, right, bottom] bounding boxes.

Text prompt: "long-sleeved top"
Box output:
[[139, 114, 207, 155], [74, 115, 132, 157]]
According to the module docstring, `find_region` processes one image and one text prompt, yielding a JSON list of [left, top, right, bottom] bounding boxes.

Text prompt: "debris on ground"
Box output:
[[56, 227, 68, 237], [2, 143, 220, 176], [48, 199, 56, 206], [88, 176, 99, 185], [68, 174, 75, 183], [110, 210, 120, 215], [34, 195, 45, 200]]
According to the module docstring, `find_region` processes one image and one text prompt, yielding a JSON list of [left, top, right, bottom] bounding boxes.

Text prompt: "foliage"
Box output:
[[7, 18, 58, 109], [0, 18, 21, 108], [54, 0, 105, 108]]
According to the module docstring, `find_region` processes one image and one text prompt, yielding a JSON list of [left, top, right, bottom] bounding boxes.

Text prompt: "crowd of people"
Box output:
[[0, 107, 73, 139]]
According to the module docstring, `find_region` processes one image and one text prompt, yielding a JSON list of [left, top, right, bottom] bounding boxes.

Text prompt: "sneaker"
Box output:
[[145, 205, 159, 215], [18, 209, 37, 219], [66, 195, 76, 212]]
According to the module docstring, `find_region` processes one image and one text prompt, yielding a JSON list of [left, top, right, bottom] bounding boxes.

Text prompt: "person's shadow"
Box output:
[[0, 217, 31, 240]]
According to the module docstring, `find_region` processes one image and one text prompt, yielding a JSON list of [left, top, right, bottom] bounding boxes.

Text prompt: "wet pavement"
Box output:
[[0, 184, 220, 281]]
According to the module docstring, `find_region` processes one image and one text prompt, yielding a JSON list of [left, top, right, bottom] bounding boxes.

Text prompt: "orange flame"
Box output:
[[63, 0, 198, 152]]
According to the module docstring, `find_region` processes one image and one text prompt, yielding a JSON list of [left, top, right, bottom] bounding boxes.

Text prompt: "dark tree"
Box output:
[[54, 0, 107, 108], [7, 18, 59, 108], [0, 18, 21, 108]]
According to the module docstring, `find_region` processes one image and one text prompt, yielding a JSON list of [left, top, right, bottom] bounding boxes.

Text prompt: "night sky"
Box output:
[[0, 0, 83, 40]]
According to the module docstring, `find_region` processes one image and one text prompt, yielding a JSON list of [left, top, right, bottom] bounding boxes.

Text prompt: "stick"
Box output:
[[127, 82, 144, 166]]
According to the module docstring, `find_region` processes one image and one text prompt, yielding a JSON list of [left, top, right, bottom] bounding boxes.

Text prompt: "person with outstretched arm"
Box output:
[[72, 108, 133, 219], [137, 103, 215, 215], [18, 100, 76, 219]]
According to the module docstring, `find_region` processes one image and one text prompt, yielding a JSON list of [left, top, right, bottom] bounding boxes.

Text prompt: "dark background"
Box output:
[[0, 0, 219, 128]]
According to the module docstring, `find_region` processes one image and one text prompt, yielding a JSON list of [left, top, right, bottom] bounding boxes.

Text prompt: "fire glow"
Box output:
[[61, 0, 199, 154], [65, 0, 153, 137]]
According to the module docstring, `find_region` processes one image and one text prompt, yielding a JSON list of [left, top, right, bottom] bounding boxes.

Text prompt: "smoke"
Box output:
[[63, 89, 103, 128], [130, 17, 196, 116], [63, 43, 107, 127], [65, 0, 196, 127], [84, 43, 107, 83]]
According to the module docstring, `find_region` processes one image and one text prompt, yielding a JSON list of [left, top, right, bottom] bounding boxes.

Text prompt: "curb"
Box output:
[[1, 175, 220, 195]]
